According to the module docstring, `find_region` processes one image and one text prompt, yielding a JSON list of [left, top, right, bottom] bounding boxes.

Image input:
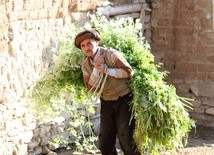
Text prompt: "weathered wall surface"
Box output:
[[151, 0, 214, 127]]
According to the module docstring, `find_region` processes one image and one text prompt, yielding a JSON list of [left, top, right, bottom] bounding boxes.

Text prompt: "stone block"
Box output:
[[34, 146, 43, 155], [13, 0, 24, 12], [174, 62, 197, 73], [7, 11, 17, 21], [185, 73, 207, 83], [44, 0, 54, 9], [22, 113, 34, 126], [34, 0, 44, 10], [28, 140, 40, 151], [0, 8, 8, 24], [76, 0, 97, 11], [191, 112, 214, 127], [38, 9, 48, 19], [24, 0, 34, 10], [17, 10, 30, 20], [193, 100, 202, 108], [174, 27, 194, 36], [29, 10, 39, 20], [206, 108, 214, 116], [17, 144, 28, 155], [194, 107, 205, 114], [174, 18, 195, 27], [42, 146, 52, 154], [20, 131, 33, 143], [158, 18, 172, 26], [57, 8, 68, 18], [62, 0, 69, 7], [198, 63, 214, 73], [5, 0, 13, 12], [39, 126, 51, 137], [3, 142, 15, 154], [0, 138, 4, 155], [48, 8, 58, 18], [191, 82, 214, 98], [175, 53, 207, 64], [177, 1, 194, 11], [70, 12, 81, 23], [203, 99, 214, 107], [207, 54, 214, 63], [63, 16, 72, 28], [40, 136, 49, 146], [5, 119, 23, 130]]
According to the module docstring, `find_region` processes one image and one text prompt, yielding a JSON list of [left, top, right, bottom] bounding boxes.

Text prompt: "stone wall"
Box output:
[[0, 0, 107, 103], [0, 0, 99, 154], [151, 0, 214, 127], [1, 100, 35, 154]]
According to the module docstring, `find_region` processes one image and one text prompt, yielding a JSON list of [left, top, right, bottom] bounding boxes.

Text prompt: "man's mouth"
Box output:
[[86, 50, 92, 54]]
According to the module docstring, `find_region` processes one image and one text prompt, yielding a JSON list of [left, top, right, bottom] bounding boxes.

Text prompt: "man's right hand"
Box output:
[[94, 55, 105, 70]]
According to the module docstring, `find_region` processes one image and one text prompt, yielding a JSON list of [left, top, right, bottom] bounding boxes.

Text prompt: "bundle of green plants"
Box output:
[[31, 15, 194, 154], [91, 16, 194, 154], [93, 16, 195, 154]]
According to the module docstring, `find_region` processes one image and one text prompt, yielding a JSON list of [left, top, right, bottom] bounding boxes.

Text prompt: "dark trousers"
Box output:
[[99, 93, 140, 155]]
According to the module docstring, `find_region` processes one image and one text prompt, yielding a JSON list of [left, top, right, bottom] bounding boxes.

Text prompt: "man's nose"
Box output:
[[85, 46, 91, 51]]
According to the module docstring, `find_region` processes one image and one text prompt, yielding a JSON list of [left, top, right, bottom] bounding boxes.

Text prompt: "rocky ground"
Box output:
[[55, 124, 214, 155]]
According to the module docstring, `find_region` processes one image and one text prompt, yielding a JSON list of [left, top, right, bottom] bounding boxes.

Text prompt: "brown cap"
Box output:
[[74, 29, 100, 49]]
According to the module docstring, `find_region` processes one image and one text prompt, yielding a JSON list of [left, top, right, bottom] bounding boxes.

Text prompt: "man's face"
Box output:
[[80, 38, 99, 58]]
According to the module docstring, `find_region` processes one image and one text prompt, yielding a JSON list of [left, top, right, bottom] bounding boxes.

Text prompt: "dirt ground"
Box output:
[[176, 125, 214, 155], [55, 124, 214, 155]]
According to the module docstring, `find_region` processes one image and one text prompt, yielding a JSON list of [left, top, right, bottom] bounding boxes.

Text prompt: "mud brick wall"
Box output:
[[151, 0, 214, 127]]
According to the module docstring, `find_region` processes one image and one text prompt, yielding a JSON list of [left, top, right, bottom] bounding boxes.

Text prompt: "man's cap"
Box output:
[[74, 29, 100, 49]]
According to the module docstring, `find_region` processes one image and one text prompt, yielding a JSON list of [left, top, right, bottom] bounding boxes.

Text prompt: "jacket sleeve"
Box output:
[[105, 50, 134, 78]]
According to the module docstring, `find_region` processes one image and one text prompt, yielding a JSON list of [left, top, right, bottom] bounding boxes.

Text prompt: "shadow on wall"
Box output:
[[42, 38, 59, 68]]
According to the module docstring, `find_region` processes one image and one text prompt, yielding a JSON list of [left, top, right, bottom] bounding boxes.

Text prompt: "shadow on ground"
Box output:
[[55, 124, 214, 155]]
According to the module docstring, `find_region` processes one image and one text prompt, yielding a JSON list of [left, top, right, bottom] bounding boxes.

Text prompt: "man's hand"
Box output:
[[94, 55, 106, 73], [96, 63, 108, 73], [94, 55, 104, 66]]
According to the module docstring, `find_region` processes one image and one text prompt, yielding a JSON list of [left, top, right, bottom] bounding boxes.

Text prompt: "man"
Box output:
[[74, 29, 140, 155]]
